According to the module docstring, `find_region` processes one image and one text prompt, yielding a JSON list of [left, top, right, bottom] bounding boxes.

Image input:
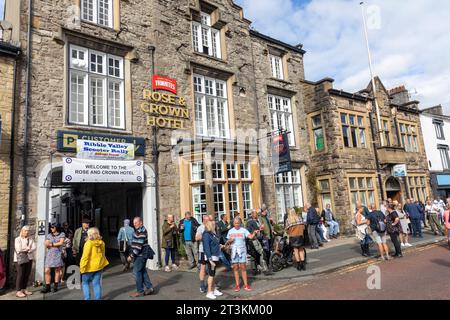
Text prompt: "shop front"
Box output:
[[34, 132, 157, 282], [431, 173, 450, 199]]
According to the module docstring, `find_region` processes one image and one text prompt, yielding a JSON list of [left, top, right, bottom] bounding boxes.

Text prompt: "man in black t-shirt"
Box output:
[[367, 204, 391, 261]]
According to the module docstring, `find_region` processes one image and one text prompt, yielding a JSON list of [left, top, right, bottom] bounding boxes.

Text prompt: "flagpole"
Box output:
[[360, 2, 384, 147]]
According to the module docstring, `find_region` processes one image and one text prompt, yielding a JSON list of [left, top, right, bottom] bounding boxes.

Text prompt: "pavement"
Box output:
[[0, 228, 447, 300]]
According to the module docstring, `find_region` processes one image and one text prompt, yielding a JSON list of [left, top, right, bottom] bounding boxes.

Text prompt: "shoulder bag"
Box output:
[[16, 239, 30, 265], [119, 229, 129, 253]]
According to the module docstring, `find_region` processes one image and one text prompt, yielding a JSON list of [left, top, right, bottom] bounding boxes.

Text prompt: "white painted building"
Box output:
[[420, 105, 450, 198]]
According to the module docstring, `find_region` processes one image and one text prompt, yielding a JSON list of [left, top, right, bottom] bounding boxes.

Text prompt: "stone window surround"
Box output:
[[75, 0, 121, 31], [267, 46, 289, 82], [275, 168, 304, 222], [190, 64, 236, 139], [347, 173, 379, 213], [437, 145, 450, 170], [190, 1, 228, 61], [317, 176, 334, 213], [406, 173, 429, 202], [339, 109, 369, 150], [433, 119, 445, 140], [398, 120, 420, 153], [381, 117, 394, 147], [308, 110, 327, 154], [62, 30, 134, 134], [266, 86, 300, 148], [68, 44, 125, 129]]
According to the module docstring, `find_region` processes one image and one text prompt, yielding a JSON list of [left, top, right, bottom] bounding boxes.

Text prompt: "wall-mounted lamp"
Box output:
[[239, 87, 246, 97]]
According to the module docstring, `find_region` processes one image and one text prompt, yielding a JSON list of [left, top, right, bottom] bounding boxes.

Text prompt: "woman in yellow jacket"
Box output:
[[79, 227, 109, 300]]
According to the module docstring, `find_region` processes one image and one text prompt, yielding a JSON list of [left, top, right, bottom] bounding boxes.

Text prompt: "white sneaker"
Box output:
[[213, 289, 223, 296], [171, 264, 178, 270], [401, 243, 405, 247], [164, 266, 171, 272], [206, 292, 217, 299], [406, 243, 412, 247]]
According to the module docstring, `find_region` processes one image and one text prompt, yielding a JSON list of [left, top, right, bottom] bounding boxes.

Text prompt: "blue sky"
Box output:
[[0, 0, 5, 20], [235, 0, 450, 113]]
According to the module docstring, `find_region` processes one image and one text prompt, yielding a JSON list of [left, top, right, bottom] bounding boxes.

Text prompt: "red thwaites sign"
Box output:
[[152, 75, 177, 94]]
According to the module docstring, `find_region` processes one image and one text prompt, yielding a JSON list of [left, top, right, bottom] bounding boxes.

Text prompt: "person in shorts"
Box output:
[[195, 215, 211, 293], [226, 217, 256, 292], [367, 204, 391, 261]]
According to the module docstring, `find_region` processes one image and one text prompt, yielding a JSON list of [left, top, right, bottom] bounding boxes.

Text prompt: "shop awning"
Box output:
[[437, 175, 450, 186]]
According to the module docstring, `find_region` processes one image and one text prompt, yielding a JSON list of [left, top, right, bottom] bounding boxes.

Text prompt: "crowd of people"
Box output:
[[353, 196, 450, 260], [11, 196, 449, 300]]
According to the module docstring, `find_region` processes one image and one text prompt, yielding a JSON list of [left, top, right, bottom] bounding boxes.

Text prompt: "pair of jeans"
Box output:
[[410, 218, 422, 237], [389, 233, 402, 256], [308, 224, 320, 247], [184, 241, 198, 266], [164, 248, 176, 266], [81, 270, 102, 300], [327, 221, 340, 236], [133, 256, 153, 294]]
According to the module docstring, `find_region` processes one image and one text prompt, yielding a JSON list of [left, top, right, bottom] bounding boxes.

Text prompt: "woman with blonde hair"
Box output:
[[286, 208, 306, 271], [14, 226, 36, 298], [202, 220, 223, 299], [79, 227, 109, 300]]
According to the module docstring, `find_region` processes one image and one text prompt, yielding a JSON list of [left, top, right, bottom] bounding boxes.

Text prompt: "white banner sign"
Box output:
[[76, 139, 135, 160], [62, 157, 144, 183]]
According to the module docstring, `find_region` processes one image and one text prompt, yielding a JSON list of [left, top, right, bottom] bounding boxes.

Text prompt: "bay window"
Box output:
[[193, 74, 229, 138], [69, 45, 124, 129]]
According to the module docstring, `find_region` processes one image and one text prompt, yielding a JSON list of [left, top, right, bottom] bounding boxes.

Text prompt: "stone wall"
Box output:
[[0, 56, 14, 250]]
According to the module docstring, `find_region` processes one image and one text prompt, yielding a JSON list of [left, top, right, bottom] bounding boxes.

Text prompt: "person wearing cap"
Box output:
[[117, 219, 135, 272], [41, 223, 65, 293], [73, 216, 91, 265]]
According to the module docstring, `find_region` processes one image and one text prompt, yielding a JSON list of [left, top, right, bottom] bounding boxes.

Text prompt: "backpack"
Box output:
[[373, 212, 386, 233]]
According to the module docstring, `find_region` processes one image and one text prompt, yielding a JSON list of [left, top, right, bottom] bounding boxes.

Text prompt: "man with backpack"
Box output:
[[367, 204, 391, 261]]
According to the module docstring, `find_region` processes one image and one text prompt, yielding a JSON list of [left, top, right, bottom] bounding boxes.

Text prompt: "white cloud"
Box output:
[[235, 0, 450, 113]]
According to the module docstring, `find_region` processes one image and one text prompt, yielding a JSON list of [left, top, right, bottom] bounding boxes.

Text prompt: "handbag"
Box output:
[[142, 244, 155, 260], [16, 239, 30, 265], [119, 229, 129, 253]]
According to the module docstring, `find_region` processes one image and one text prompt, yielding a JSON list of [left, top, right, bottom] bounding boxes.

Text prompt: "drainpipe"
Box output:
[[6, 56, 20, 289], [21, 0, 33, 227], [148, 45, 162, 268]]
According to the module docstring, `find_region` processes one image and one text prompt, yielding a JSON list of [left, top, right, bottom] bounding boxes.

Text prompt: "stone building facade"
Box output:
[[0, 1, 20, 254], [302, 77, 431, 232], [6, 0, 313, 282]]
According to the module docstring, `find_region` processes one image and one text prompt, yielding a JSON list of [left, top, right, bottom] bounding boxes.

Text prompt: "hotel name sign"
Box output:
[[140, 75, 190, 129]]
